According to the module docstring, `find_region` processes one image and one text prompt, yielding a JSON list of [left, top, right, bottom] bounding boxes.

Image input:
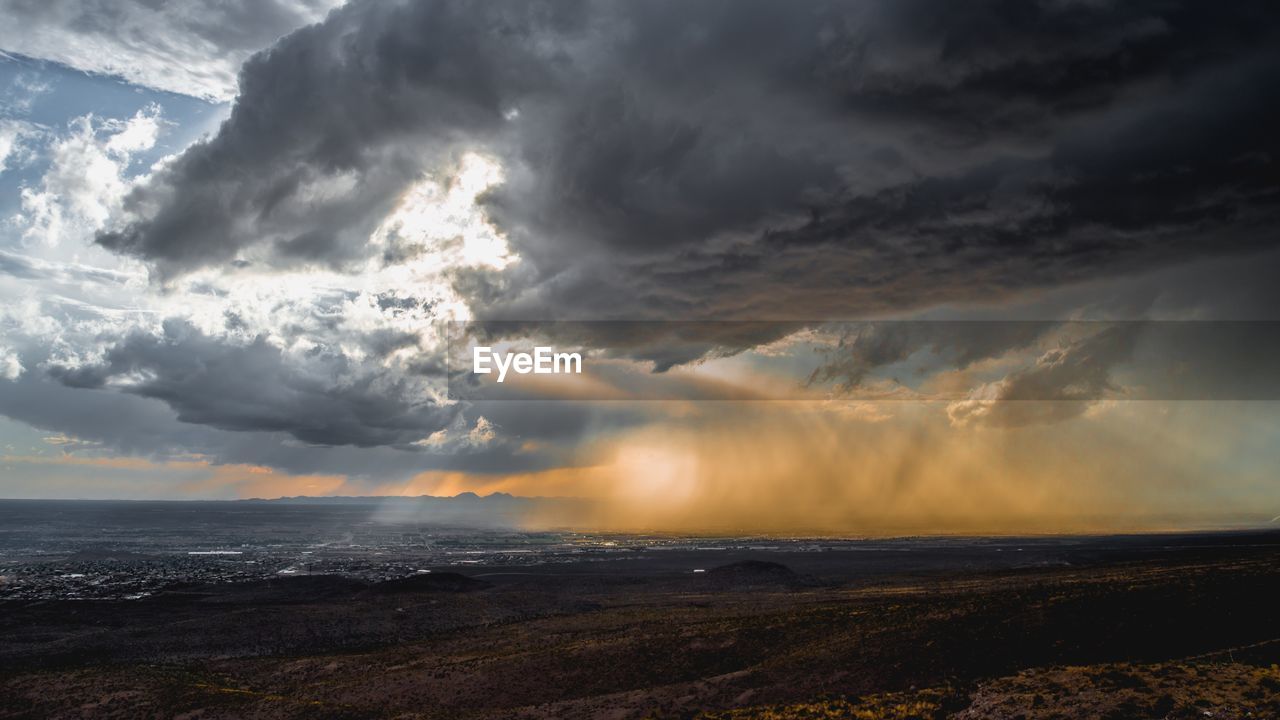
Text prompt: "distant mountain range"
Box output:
[[249, 492, 593, 528], [257, 491, 536, 503]]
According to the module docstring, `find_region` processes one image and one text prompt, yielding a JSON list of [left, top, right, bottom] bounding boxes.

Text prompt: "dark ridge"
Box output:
[[368, 572, 492, 594], [702, 560, 802, 589]]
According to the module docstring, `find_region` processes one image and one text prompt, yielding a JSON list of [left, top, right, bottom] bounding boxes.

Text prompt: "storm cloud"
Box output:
[[97, 0, 1280, 324], [47, 319, 456, 447], [3, 0, 1280, 499]]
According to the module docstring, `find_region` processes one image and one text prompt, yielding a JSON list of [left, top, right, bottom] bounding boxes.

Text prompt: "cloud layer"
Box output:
[[1, 1, 1279, 521], [99, 0, 1280, 322], [0, 0, 342, 101]]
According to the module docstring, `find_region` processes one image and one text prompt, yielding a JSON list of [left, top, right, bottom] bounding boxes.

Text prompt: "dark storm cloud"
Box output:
[[0, 362, 617, 480], [98, 0, 577, 276], [947, 323, 1142, 427], [807, 321, 1056, 392], [453, 321, 809, 374], [48, 319, 456, 448], [0, 327, 651, 478], [55, 0, 1280, 453], [807, 318, 1280, 424], [95, 0, 1280, 335]]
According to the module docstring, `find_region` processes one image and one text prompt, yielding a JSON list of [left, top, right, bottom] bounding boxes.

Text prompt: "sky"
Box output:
[[0, 0, 1278, 533]]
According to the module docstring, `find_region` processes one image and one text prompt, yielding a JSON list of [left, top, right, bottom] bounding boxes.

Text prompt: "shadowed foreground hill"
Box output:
[[703, 560, 803, 590], [2, 539, 1279, 718], [367, 572, 492, 594]]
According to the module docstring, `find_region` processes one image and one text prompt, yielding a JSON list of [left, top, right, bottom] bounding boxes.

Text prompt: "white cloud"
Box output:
[[0, 119, 36, 176], [369, 153, 516, 272], [16, 107, 161, 248], [1, 72, 52, 114], [2, 125, 511, 447], [0, 346, 22, 380], [0, 0, 344, 102], [0, 123, 16, 175], [413, 416, 499, 452]]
